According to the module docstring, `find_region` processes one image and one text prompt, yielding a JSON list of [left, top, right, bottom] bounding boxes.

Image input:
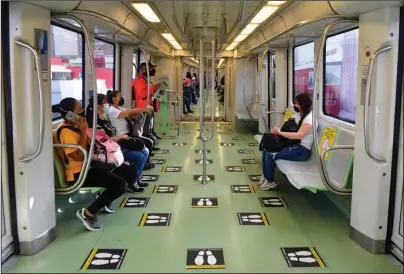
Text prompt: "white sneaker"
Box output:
[[260, 180, 278, 190], [258, 176, 266, 186]]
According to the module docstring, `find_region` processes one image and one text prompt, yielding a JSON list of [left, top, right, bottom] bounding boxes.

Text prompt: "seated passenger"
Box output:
[[106, 90, 156, 170], [260, 93, 314, 190], [85, 94, 149, 188], [52, 98, 144, 231]]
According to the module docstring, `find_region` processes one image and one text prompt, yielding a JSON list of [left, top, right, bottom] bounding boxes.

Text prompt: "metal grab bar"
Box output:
[[54, 144, 88, 194], [257, 49, 272, 133], [199, 36, 216, 184], [313, 18, 358, 195], [52, 14, 98, 192], [243, 56, 258, 120], [162, 90, 181, 137], [138, 46, 151, 129], [320, 145, 354, 195], [364, 45, 391, 163], [15, 40, 45, 162]]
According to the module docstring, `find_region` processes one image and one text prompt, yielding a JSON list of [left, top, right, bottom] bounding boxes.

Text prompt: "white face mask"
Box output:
[[103, 103, 110, 113]]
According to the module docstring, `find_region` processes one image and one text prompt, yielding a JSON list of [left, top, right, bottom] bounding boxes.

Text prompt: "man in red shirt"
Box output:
[[133, 62, 161, 139]]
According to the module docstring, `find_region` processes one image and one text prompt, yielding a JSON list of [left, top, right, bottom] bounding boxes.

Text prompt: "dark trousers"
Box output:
[[183, 90, 192, 112], [71, 164, 137, 214]]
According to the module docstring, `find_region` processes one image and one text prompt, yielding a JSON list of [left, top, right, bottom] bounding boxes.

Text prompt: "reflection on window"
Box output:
[[293, 42, 314, 96], [270, 54, 276, 99], [51, 25, 84, 120], [94, 39, 115, 95], [324, 28, 359, 123], [132, 52, 138, 79]]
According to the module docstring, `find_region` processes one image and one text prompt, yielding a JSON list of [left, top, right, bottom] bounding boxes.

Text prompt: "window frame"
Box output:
[[292, 41, 315, 99], [51, 22, 86, 121], [94, 37, 116, 91], [322, 27, 359, 124]]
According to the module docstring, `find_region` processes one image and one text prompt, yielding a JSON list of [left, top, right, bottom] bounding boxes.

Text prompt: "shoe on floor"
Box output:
[[76, 208, 102, 231], [94, 192, 115, 213], [137, 180, 149, 188], [258, 176, 266, 186], [144, 163, 155, 170], [260, 181, 278, 190], [126, 183, 145, 193]]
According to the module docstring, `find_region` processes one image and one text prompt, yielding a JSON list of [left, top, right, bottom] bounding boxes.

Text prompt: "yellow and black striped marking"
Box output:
[[237, 212, 269, 226], [259, 197, 288, 208], [138, 213, 171, 227], [152, 184, 178, 193], [120, 197, 150, 208], [186, 248, 225, 269], [162, 166, 182, 172], [281, 247, 326, 268], [231, 185, 255, 193], [81, 248, 127, 270]]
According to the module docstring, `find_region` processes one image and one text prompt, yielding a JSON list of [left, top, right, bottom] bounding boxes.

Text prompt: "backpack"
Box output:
[[86, 129, 124, 171], [259, 118, 300, 152]]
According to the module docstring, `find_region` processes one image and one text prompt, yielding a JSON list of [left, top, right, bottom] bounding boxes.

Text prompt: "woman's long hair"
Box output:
[[294, 93, 312, 128], [106, 90, 120, 105], [186, 72, 192, 79]]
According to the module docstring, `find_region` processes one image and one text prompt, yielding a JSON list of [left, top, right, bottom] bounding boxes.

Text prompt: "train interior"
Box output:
[[1, 0, 403, 273]]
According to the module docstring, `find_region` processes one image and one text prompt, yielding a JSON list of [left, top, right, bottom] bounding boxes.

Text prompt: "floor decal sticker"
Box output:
[[220, 142, 235, 146], [162, 166, 182, 172], [248, 143, 259, 147], [216, 132, 228, 135], [81, 249, 127, 270], [191, 198, 218, 208], [237, 149, 251, 154], [193, 175, 215, 182], [195, 149, 211, 154], [152, 184, 178, 193], [138, 213, 171, 226], [186, 248, 225, 269], [140, 175, 159, 182], [155, 149, 170, 155], [120, 197, 150, 208], [150, 159, 165, 165], [281, 247, 326, 268], [241, 159, 258, 164], [259, 197, 287, 208], [248, 175, 262, 182], [237, 212, 269, 226], [232, 137, 245, 140], [225, 166, 245, 172], [231, 185, 255, 193], [172, 142, 187, 146], [163, 136, 175, 139], [194, 159, 213, 164]]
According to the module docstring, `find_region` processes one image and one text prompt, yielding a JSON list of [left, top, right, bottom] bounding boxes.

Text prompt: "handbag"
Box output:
[[118, 137, 145, 151], [259, 118, 300, 152], [126, 114, 143, 137]]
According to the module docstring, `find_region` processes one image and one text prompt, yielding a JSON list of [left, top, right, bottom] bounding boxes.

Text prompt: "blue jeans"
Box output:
[[262, 145, 310, 182], [121, 147, 149, 179]]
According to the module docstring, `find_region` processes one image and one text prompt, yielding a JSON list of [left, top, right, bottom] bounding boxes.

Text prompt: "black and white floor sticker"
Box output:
[[259, 197, 287, 207], [248, 143, 259, 147], [150, 159, 166, 165], [163, 136, 175, 139], [237, 212, 269, 226], [162, 166, 182, 172], [195, 149, 211, 154], [241, 159, 258, 164], [138, 213, 171, 226], [81, 249, 127, 270], [154, 149, 170, 154], [232, 137, 245, 140], [152, 184, 178, 193], [120, 197, 150, 208], [281, 247, 326, 268], [172, 142, 187, 146], [248, 175, 262, 182], [216, 132, 228, 135], [193, 175, 215, 182], [141, 175, 159, 182], [186, 248, 225, 269], [194, 159, 213, 164], [220, 142, 235, 146], [197, 128, 209, 131], [225, 166, 245, 172], [230, 185, 255, 193], [237, 149, 251, 154], [191, 198, 218, 208]]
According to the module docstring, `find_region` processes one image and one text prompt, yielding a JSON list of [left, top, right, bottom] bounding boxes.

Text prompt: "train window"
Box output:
[[94, 38, 115, 94], [323, 28, 359, 123], [50, 24, 84, 120], [293, 42, 315, 97]]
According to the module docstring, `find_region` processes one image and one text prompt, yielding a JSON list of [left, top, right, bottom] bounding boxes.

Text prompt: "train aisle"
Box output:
[[4, 123, 401, 273]]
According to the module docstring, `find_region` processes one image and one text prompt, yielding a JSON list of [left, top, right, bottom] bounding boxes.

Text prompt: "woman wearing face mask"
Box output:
[[52, 98, 141, 231], [259, 93, 314, 190], [85, 94, 150, 188], [106, 90, 156, 169]]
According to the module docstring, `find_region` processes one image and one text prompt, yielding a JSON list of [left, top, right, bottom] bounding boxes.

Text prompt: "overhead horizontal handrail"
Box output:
[[313, 18, 358, 195], [15, 40, 45, 162], [52, 14, 98, 191], [364, 45, 392, 163], [320, 145, 354, 195], [54, 144, 88, 195]]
